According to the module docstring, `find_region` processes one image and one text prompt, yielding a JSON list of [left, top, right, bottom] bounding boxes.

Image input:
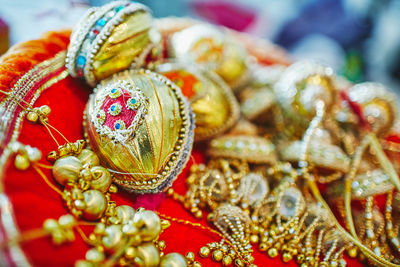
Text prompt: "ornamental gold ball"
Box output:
[[160, 253, 188, 267], [77, 149, 100, 167], [52, 156, 82, 185], [85, 70, 194, 193], [135, 243, 160, 267], [133, 210, 161, 241], [102, 225, 126, 252], [82, 189, 107, 220], [89, 166, 112, 193], [115, 205, 136, 224]]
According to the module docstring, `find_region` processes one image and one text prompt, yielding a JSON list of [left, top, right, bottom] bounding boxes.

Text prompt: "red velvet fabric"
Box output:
[[0, 33, 365, 267]]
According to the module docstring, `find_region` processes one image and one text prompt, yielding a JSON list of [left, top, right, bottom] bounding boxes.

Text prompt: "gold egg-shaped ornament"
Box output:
[[66, 1, 162, 86], [347, 82, 397, 136], [274, 60, 336, 131], [85, 69, 194, 193], [157, 62, 239, 141], [169, 23, 251, 90]]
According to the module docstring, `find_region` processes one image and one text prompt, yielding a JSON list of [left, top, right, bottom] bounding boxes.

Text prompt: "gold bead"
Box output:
[[136, 242, 161, 267], [160, 253, 188, 267], [58, 214, 76, 228], [234, 259, 244, 266], [82, 190, 107, 220], [212, 250, 223, 261], [300, 264, 308, 267], [122, 224, 139, 236], [43, 219, 59, 232], [109, 184, 118, 193], [125, 247, 137, 259], [161, 219, 171, 230], [268, 247, 278, 258], [259, 243, 267, 251], [222, 255, 233, 266], [133, 210, 161, 242], [185, 251, 195, 262], [39, 105, 51, 116], [102, 225, 125, 252], [347, 247, 357, 258], [250, 234, 259, 244], [192, 261, 202, 267], [26, 111, 39, 123], [85, 248, 104, 263], [193, 210, 202, 219], [297, 254, 305, 263], [89, 166, 112, 192], [77, 149, 99, 167], [158, 240, 166, 250], [52, 156, 82, 185], [282, 253, 292, 262], [199, 246, 210, 257], [251, 225, 259, 234], [15, 154, 30, 170], [115, 205, 136, 224]]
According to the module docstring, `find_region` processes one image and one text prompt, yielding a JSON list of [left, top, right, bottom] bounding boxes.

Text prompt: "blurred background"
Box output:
[[0, 0, 399, 92]]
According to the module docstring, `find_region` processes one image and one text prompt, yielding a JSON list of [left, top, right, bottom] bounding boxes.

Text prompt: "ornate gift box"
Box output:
[[0, 1, 399, 267]]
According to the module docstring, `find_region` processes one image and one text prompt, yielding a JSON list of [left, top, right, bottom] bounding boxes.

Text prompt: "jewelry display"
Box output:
[[2, 1, 400, 267]]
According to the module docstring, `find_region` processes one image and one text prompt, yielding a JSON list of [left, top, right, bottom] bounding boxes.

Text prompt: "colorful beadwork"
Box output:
[[108, 103, 122, 116], [109, 88, 122, 99], [114, 120, 126, 131], [126, 97, 140, 110], [96, 110, 106, 125]]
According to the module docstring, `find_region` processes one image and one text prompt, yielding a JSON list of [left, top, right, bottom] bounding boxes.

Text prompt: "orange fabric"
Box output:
[[0, 31, 365, 267], [0, 30, 70, 100]]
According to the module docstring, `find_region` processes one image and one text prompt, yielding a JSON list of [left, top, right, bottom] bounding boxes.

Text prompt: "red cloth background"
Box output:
[[0, 31, 364, 267]]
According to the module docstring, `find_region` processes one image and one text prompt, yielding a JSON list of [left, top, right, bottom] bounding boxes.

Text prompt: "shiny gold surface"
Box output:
[[86, 70, 192, 192], [92, 11, 153, 81], [157, 63, 239, 141]]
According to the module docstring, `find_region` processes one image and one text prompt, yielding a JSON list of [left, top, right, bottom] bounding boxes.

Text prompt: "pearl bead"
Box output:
[[135, 243, 160, 267], [160, 253, 187, 267], [78, 149, 100, 167], [89, 166, 112, 192], [133, 210, 161, 242], [82, 190, 107, 220], [52, 156, 82, 185], [102, 225, 125, 252], [116, 205, 135, 224]]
